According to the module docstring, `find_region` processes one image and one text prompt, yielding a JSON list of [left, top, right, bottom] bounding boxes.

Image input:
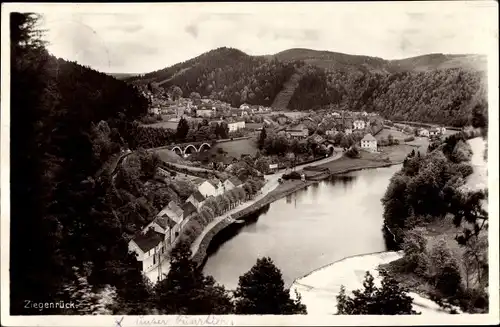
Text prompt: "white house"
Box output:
[[223, 176, 243, 192], [360, 133, 378, 152], [198, 178, 223, 198], [186, 190, 206, 210], [149, 107, 161, 115], [210, 178, 224, 196], [419, 128, 430, 137], [228, 120, 246, 132], [344, 128, 353, 135], [286, 123, 309, 139], [439, 127, 447, 134], [325, 128, 337, 136], [197, 109, 213, 118], [128, 228, 166, 273], [429, 128, 440, 137], [240, 103, 250, 110], [353, 120, 366, 130]]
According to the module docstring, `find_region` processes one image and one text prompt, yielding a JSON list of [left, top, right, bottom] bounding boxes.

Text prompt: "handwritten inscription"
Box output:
[[135, 315, 234, 326]]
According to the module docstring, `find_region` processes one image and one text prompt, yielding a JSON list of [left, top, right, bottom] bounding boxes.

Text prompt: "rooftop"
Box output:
[[361, 133, 377, 142], [182, 202, 197, 218], [132, 229, 164, 253], [208, 178, 221, 188], [192, 190, 206, 202], [228, 176, 243, 187]]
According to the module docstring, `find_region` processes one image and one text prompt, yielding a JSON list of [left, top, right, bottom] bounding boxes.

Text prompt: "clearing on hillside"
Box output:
[[375, 128, 410, 141]]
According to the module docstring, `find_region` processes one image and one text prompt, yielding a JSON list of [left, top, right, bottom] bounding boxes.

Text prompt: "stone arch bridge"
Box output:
[[166, 142, 212, 156]]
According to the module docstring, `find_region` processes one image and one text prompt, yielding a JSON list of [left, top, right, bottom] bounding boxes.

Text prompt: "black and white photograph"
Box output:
[[1, 1, 498, 326]]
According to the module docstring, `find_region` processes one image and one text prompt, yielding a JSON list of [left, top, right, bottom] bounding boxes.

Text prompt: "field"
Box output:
[[212, 138, 259, 158], [280, 111, 309, 119], [375, 128, 410, 141], [144, 120, 179, 130]]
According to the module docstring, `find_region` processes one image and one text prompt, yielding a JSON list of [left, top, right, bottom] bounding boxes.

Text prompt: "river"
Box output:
[[203, 164, 402, 290]]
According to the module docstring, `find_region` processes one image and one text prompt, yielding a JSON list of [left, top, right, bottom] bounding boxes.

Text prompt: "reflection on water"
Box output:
[[203, 165, 402, 290]]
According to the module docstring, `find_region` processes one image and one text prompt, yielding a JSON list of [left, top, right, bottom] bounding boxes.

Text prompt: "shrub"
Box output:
[[401, 228, 429, 276], [345, 146, 360, 158], [455, 163, 474, 178], [436, 262, 462, 297], [336, 271, 418, 315], [282, 171, 301, 180], [429, 239, 462, 296], [456, 288, 489, 313]]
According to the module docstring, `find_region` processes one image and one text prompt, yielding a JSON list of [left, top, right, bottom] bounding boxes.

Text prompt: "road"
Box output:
[[269, 147, 344, 177], [143, 148, 344, 283]]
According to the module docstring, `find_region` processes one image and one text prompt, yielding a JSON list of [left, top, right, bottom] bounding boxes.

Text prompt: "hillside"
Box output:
[[270, 48, 391, 74], [288, 64, 487, 126], [127, 47, 298, 107], [109, 72, 139, 80], [10, 13, 151, 315], [128, 47, 487, 126], [270, 48, 487, 73]]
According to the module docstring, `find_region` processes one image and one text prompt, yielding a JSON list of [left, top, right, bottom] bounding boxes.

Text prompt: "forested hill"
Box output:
[[10, 13, 150, 315], [270, 48, 487, 73], [127, 46, 487, 127], [288, 65, 487, 127], [127, 47, 299, 107]]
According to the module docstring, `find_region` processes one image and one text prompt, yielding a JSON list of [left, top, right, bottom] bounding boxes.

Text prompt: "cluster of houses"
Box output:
[[417, 126, 447, 138], [194, 102, 271, 119], [128, 174, 244, 274], [209, 117, 247, 132]]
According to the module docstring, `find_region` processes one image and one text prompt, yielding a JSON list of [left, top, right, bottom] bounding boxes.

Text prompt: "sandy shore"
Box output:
[[290, 251, 461, 315]]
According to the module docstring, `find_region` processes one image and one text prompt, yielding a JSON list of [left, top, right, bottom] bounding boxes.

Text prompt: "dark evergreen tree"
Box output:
[[258, 127, 267, 150], [175, 117, 190, 141], [154, 241, 233, 314], [336, 271, 418, 315], [234, 257, 307, 314], [10, 12, 152, 315]]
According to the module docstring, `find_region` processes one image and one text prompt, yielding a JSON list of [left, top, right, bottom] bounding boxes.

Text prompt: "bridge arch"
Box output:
[[171, 146, 182, 156], [183, 144, 197, 155], [198, 143, 211, 152]]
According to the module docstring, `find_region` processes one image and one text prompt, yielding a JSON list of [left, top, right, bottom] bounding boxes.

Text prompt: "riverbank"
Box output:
[[377, 137, 488, 314], [289, 251, 460, 315], [192, 157, 406, 269], [192, 143, 422, 272]]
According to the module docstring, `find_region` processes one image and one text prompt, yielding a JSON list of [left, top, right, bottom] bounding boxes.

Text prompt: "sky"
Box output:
[[27, 1, 498, 74]]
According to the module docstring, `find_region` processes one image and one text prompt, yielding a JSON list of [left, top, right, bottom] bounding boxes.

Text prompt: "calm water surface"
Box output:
[[203, 164, 402, 290]]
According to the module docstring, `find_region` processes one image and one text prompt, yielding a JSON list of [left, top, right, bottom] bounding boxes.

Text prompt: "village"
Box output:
[[126, 86, 456, 281]]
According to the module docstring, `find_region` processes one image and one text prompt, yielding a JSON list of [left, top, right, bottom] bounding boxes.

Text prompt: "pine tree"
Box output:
[[154, 241, 233, 314], [234, 257, 307, 314], [258, 127, 267, 150], [175, 117, 190, 141], [336, 271, 418, 315]]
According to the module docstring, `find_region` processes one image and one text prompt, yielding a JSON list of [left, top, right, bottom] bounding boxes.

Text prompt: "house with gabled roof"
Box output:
[[285, 123, 308, 139], [223, 176, 243, 192], [198, 178, 223, 198], [128, 228, 166, 272], [182, 202, 197, 219], [360, 133, 377, 152], [353, 119, 366, 130], [186, 190, 206, 210]]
